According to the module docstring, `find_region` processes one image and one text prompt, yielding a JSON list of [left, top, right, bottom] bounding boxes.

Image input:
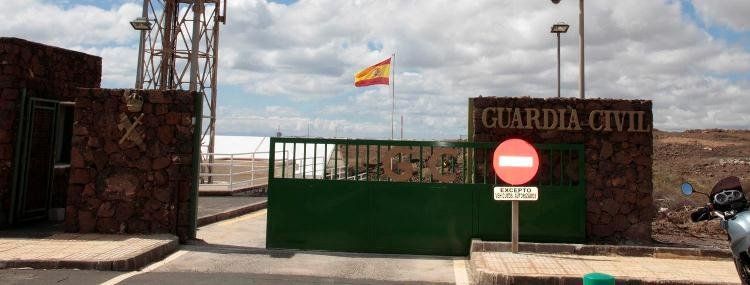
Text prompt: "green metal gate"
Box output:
[[266, 137, 584, 256]]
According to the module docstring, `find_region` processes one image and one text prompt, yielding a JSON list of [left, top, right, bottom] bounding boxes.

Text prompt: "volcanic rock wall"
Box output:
[[65, 89, 196, 240], [470, 97, 654, 243], [0, 37, 101, 225]]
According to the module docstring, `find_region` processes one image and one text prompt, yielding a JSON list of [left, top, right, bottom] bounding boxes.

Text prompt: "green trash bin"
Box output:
[[583, 272, 615, 285]]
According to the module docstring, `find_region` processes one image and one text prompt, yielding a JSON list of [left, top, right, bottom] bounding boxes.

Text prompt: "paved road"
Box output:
[[0, 269, 121, 284], [0, 210, 468, 284]]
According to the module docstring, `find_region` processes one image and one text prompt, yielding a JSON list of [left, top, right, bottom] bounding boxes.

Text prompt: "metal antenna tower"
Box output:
[[133, 0, 226, 160]]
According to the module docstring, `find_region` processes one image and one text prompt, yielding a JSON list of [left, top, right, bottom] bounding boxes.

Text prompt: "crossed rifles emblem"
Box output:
[[117, 113, 146, 150]]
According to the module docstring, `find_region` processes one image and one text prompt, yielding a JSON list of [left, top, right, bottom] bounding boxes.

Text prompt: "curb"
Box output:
[[471, 240, 733, 260], [468, 240, 738, 285], [197, 201, 267, 227], [0, 236, 178, 271], [198, 185, 267, 196]]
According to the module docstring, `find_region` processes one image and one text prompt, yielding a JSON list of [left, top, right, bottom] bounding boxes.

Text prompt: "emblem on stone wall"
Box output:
[[118, 113, 146, 150], [124, 90, 143, 113]]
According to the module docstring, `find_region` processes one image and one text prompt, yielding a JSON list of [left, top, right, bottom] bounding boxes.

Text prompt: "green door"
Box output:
[[11, 95, 62, 223]]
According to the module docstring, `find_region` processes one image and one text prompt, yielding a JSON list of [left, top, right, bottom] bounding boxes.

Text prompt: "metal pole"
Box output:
[[391, 52, 395, 140], [189, 87, 204, 239], [208, 0, 222, 166], [557, 32, 561, 98], [400, 115, 403, 140], [135, 0, 149, 89], [160, 0, 176, 89], [579, 0, 585, 99], [228, 154, 233, 191], [189, 0, 203, 92], [512, 200, 519, 253]]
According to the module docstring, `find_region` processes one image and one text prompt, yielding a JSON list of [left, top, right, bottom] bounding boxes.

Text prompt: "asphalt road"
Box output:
[[0, 210, 468, 284]]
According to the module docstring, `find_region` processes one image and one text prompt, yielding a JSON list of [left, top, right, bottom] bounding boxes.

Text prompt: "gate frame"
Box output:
[[266, 137, 586, 255], [9, 90, 69, 224]]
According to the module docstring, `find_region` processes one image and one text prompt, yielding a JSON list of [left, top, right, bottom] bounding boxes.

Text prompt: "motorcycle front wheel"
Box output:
[[734, 257, 750, 285]]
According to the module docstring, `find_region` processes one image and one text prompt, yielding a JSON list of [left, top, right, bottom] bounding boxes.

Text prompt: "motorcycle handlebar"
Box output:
[[711, 210, 725, 220], [690, 206, 712, 222], [691, 206, 735, 222]]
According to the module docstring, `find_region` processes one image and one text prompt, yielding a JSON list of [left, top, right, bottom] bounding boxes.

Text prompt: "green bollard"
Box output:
[[583, 272, 615, 285]]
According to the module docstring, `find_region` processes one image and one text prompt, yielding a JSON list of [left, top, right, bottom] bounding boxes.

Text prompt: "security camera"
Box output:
[[551, 0, 561, 4]]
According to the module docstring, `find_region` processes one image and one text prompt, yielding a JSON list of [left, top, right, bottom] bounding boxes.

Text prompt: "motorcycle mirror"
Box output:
[[681, 182, 694, 196]]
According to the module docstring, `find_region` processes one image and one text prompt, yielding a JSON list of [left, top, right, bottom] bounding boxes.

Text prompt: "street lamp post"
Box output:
[[551, 23, 569, 98], [551, 0, 584, 99], [129, 0, 152, 89]]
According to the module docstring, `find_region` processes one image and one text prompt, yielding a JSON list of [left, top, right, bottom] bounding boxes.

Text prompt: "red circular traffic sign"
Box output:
[[492, 139, 540, 185]]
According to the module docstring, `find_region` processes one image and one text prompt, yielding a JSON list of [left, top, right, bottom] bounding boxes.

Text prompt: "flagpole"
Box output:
[[400, 115, 403, 139], [391, 52, 395, 140]]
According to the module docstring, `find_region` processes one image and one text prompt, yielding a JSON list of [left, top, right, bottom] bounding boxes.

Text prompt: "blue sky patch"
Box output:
[[268, 0, 298, 5], [679, 0, 750, 51]]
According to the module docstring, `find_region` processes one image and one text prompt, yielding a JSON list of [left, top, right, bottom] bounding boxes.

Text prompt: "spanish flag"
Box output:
[[354, 58, 391, 87]]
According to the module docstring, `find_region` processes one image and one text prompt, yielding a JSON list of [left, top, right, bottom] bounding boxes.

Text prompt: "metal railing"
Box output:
[[199, 149, 351, 191], [269, 137, 585, 188], [199, 151, 284, 191]]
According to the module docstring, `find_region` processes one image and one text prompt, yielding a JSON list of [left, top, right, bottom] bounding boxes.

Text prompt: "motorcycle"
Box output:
[[681, 176, 750, 284]]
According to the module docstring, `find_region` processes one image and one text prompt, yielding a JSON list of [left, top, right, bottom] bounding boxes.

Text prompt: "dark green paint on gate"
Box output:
[[267, 137, 585, 256]]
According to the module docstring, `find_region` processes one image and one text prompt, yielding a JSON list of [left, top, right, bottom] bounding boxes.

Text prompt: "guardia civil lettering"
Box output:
[[480, 107, 651, 132]]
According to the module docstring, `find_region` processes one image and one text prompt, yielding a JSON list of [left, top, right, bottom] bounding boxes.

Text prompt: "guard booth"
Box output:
[[266, 137, 585, 256], [0, 38, 101, 228]]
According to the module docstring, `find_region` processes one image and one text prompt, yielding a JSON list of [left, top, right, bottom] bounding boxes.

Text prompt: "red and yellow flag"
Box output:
[[354, 58, 391, 87]]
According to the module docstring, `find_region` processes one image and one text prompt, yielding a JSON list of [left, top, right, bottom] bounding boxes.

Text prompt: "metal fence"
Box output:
[[199, 151, 282, 191], [199, 149, 351, 191], [268, 137, 584, 188]]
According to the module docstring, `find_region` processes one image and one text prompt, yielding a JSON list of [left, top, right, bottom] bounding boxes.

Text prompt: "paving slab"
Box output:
[[0, 233, 177, 271], [470, 240, 741, 285], [0, 196, 264, 272]]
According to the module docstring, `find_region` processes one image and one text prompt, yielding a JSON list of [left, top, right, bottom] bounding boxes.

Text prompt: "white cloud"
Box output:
[[693, 0, 750, 31], [0, 0, 141, 87], [4, 0, 750, 139], [217, 105, 390, 138], [0, 1, 140, 47]]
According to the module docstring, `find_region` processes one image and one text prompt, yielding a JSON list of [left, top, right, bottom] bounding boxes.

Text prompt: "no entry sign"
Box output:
[[492, 139, 540, 185]]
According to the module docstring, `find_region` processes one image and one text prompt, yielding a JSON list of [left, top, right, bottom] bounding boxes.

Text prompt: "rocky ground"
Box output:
[[652, 129, 750, 250]]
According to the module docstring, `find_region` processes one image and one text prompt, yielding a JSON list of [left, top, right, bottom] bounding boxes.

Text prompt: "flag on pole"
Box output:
[[354, 58, 391, 87]]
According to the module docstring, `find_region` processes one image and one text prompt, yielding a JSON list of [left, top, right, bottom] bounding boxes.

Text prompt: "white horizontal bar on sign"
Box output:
[[498, 156, 534, 167]]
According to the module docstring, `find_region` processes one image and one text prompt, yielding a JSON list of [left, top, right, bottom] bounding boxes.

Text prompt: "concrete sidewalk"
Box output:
[[0, 233, 177, 271], [0, 196, 266, 272], [470, 241, 741, 285], [197, 196, 267, 226]]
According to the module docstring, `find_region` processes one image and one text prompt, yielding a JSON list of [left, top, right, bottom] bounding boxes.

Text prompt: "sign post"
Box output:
[[492, 139, 540, 253]]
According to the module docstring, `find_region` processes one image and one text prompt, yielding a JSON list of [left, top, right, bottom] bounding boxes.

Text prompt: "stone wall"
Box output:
[[65, 89, 196, 240], [470, 97, 654, 243], [0, 37, 101, 225]]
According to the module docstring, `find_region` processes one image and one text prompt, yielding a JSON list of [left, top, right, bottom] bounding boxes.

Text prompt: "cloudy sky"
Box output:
[[2, 0, 749, 139]]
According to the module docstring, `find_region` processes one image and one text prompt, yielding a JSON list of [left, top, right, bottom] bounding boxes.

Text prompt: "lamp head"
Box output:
[[551, 0, 561, 4], [130, 17, 152, 31], [551, 22, 570, 33]]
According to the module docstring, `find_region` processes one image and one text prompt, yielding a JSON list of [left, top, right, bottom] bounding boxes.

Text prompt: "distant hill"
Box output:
[[652, 129, 750, 249]]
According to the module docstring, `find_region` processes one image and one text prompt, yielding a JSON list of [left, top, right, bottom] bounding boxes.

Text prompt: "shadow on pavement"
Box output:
[[0, 220, 63, 238], [184, 239, 459, 261]]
